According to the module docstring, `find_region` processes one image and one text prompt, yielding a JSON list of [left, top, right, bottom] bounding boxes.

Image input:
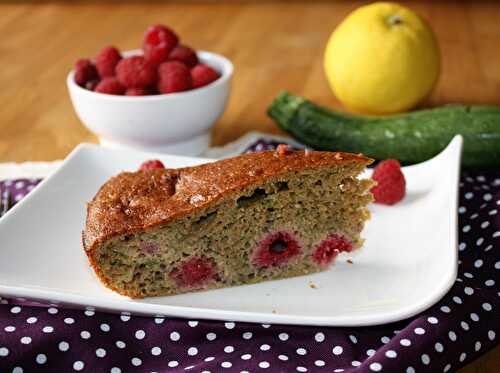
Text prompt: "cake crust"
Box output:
[[83, 150, 372, 257]]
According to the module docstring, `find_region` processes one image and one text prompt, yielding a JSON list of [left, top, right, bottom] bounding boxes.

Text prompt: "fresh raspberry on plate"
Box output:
[[74, 59, 98, 86], [371, 159, 406, 205], [168, 45, 198, 67], [126, 87, 151, 96], [191, 64, 220, 88], [116, 56, 157, 88], [94, 77, 125, 95], [139, 159, 165, 170], [95, 46, 122, 78], [143, 25, 179, 66], [157, 61, 192, 93]]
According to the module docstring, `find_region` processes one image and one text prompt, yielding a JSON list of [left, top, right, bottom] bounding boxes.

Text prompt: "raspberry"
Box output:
[[94, 77, 125, 95], [74, 59, 98, 86], [143, 25, 179, 66], [168, 45, 198, 67], [139, 159, 165, 170], [143, 24, 179, 49], [139, 241, 159, 254], [85, 79, 100, 91], [116, 56, 157, 88], [144, 43, 172, 66], [126, 87, 151, 96], [371, 159, 406, 205], [157, 61, 192, 94], [95, 46, 122, 78], [312, 234, 353, 266], [252, 231, 301, 268], [170, 256, 216, 287], [191, 64, 220, 88]]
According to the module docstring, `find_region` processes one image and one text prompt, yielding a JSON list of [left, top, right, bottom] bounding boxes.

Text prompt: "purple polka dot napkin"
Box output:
[[0, 140, 498, 373]]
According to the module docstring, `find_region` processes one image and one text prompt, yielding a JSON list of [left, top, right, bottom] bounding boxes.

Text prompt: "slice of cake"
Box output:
[[83, 147, 374, 298]]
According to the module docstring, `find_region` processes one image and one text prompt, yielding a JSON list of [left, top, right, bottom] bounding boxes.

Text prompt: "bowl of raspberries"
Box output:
[[67, 24, 233, 156]]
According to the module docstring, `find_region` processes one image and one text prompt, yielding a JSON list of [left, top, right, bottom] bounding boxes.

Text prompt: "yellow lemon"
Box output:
[[324, 2, 440, 115]]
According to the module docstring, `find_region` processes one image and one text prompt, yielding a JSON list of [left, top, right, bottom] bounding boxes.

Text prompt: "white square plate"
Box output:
[[0, 136, 462, 326]]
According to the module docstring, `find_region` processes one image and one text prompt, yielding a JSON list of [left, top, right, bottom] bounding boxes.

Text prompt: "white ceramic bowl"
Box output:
[[67, 50, 233, 156]]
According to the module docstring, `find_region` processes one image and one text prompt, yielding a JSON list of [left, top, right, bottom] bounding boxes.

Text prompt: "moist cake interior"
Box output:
[[92, 163, 373, 298]]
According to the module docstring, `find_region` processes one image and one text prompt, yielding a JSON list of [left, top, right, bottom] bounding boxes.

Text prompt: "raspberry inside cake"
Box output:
[[83, 149, 373, 298]]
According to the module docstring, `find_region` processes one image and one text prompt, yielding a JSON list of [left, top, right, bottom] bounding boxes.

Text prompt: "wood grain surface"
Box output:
[[1, 1, 500, 162], [0, 1, 498, 370]]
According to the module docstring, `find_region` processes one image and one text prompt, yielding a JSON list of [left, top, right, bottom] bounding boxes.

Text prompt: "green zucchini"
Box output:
[[268, 91, 500, 168]]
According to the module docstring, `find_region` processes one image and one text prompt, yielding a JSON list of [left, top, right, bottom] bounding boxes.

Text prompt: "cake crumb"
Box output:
[[248, 168, 264, 177], [189, 194, 205, 204], [276, 144, 292, 156], [347, 259, 354, 264], [334, 153, 343, 160], [309, 281, 318, 289]]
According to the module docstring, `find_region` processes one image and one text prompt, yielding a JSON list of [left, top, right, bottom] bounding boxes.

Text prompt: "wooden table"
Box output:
[[0, 1, 498, 370], [1, 1, 500, 162]]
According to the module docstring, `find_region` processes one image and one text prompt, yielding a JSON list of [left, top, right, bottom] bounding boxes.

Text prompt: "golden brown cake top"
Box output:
[[83, 149, 372, 253]]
